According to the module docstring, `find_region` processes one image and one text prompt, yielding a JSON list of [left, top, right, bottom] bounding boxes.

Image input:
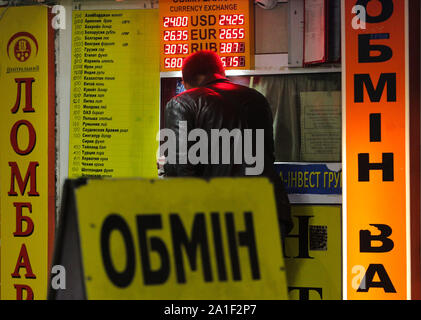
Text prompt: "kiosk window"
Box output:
[[250, 73, 341, 162], [160, 73, 341, 163]]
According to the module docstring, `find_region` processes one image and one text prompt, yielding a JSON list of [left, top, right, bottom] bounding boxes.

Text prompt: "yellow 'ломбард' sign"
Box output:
[[0, 5, 55, 300]]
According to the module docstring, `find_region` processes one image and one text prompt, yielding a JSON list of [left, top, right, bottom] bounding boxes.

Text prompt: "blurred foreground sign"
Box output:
[[49, 178, 288, 300]]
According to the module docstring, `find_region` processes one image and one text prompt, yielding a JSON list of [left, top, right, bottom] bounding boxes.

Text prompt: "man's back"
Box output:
[[164, 78, 292, 233]]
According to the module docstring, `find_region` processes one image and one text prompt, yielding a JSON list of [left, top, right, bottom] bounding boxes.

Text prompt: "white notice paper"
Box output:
[[300, 91, 341, 161], [304, 0, 326, 64]]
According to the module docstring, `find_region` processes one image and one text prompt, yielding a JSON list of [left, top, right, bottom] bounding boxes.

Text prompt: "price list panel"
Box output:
[[159, 0, 254, 71], [69, 10, 160, 179]]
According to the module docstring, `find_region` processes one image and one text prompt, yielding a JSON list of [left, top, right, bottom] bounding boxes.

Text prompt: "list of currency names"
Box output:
[[70, 12, 132, 178]]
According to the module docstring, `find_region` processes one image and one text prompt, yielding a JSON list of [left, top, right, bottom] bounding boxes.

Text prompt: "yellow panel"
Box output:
[[75, 178, 288, 300], [285, 205, 342, 300], [69, 10, 160, 179]]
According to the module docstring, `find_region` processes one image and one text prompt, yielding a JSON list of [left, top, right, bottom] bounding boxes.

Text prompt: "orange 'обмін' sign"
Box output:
[[343, 0, 409, 299]]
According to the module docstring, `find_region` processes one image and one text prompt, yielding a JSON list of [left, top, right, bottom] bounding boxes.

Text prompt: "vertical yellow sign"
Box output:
[[69, 10, 160, 179], [0, 6, 55, 300]]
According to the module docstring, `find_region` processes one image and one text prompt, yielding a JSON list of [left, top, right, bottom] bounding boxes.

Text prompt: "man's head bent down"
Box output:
[[182, 50, 226, 89]]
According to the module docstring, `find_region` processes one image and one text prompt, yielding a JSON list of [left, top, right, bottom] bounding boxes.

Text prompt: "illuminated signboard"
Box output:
[[0, 6, 55, 300], [343, 0, 410, 299], [159, 0, 254, 71]]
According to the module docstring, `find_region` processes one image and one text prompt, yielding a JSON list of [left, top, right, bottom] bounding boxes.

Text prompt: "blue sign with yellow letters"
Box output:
[[275, 163, 342, 195]]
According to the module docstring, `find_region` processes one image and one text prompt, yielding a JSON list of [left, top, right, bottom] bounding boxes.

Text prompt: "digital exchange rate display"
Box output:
[[159, 0, 254, 72]]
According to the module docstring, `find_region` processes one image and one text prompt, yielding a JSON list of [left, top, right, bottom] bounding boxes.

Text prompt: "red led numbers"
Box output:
[[220, 42, 245, 54], [221, 56, 245, 68], [219, 28, 245, 40], [218, 14, 245, 26], [164, 57, 184, 69], [164, 44, 189, 55], [163, 30, 189, 41], [160, 1, 252, 71], [163, 16, 189, 27]]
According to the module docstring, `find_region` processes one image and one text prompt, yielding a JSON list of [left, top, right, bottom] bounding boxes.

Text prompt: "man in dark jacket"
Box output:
[[160, 50, 292, 236]]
